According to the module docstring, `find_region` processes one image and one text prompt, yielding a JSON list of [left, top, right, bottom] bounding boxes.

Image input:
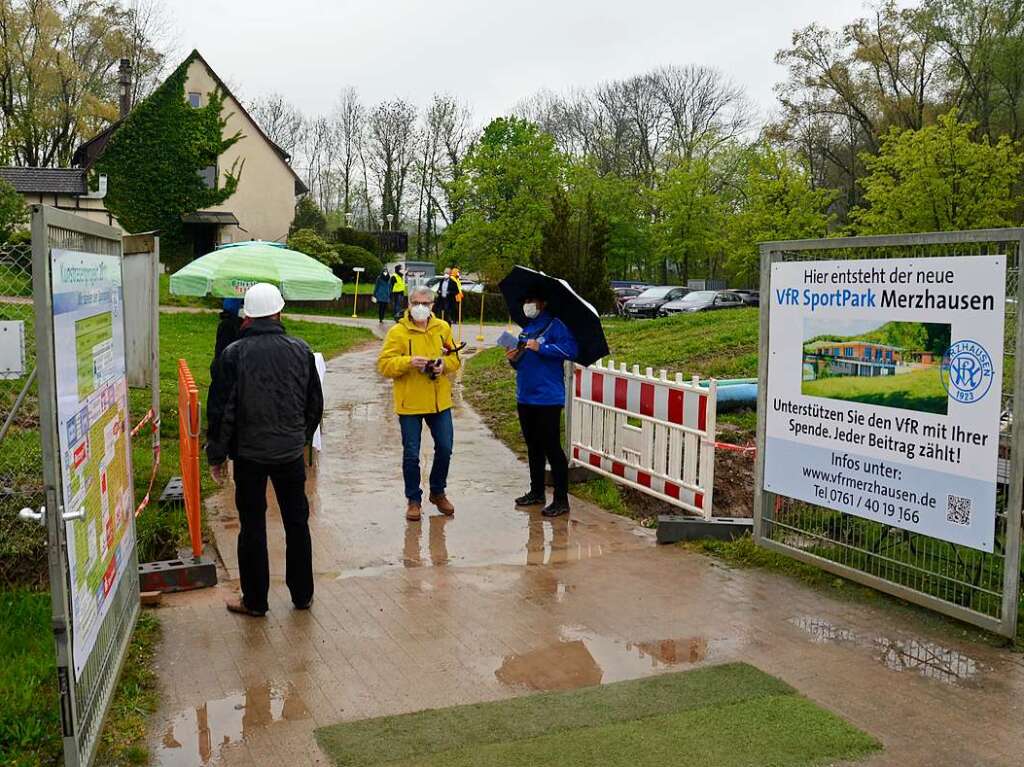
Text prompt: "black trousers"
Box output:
[[435, 295, 450, 322], [517, 404, 568, 501], [233, 456, 314, 612], [391, 292, 404, 320], [377, 300, 388, 322]]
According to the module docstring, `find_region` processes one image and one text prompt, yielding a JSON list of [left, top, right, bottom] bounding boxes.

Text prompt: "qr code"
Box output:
[[946, 494, 972, 527]]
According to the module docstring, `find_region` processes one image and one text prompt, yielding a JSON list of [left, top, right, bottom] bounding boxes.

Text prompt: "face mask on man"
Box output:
[[523, 302, 540, 320], [410, 304, 432, 322]]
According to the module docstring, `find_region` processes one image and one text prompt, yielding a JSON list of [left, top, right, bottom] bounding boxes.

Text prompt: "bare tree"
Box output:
[[367, 98, 418, 227], [651, 64, 753, 159], [121, 0, 178, 108], [332, 86, 364, 218], [247, 92, 306, 158]]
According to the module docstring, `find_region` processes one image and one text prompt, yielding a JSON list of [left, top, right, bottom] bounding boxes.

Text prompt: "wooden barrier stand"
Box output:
[[177, 359, 202, 558]]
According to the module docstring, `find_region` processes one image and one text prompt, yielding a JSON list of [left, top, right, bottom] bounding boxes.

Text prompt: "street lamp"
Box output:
[[384, 213, 393, 231], [345, 211, 354, 229]]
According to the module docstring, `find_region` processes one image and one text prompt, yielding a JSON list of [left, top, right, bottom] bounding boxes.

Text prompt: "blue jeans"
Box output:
[[399, 409, 454, 503]]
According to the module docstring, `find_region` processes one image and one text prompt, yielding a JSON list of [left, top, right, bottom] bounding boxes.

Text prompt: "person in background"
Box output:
[[506, 293, 578, 517], [207, 283, 324, 617], [390, 264, 407, 322], [450, 267, 464, 325], [377, 285, 461, 521], [373, 268, 391, 324], [436, 267, 453, 322], [214, 297, 243, 360]]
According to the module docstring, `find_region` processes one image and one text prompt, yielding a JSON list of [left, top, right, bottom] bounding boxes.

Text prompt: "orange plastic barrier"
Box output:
[[177, 359, 203, 558]]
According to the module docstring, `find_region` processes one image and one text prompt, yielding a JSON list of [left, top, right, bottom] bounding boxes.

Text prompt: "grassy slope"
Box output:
[[316, 662, 879, 767], [0, 311, 373, 766], [803, 366, 947, 415]]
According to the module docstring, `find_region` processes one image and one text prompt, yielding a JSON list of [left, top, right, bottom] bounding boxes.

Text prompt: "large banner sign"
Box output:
[[764, 256, 1005, 552], [51, 249, 135, 679]]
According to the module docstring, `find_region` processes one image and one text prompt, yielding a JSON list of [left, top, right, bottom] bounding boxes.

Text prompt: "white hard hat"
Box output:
[[243, 283, 285, 318]]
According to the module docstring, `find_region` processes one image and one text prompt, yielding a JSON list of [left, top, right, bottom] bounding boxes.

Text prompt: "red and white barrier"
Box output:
[[568, 360, 717, 519]]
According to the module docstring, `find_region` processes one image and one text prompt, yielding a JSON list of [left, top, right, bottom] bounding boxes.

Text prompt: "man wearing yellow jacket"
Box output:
[[377, 285, 462, 520]]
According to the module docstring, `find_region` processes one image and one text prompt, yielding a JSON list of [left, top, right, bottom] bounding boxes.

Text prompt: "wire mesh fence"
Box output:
[[0, 239, 45, 586], [756, 231, 1024, 637]]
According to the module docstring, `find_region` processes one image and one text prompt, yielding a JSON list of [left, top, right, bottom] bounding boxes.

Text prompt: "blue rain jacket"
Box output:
[[513, 312, 579, 405]]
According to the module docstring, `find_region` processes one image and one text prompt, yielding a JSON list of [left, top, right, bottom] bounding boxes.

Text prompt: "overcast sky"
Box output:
[[168, 0, 878, 123]]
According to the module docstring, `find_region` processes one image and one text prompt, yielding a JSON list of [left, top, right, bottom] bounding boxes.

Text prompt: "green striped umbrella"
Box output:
[[169, 241, 343, 300]]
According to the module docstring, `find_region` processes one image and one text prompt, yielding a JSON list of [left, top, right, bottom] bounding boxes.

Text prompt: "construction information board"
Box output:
[[51, 249, 135, 679], [763, 256, 1005, 552]]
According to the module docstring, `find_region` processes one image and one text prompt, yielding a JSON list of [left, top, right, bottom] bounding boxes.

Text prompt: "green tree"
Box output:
[[96, 53, 242, 266], [851, 110, 1023, 233], [290, 196, 327, 235], [287, 228, 338, 267], [537, 187, 615, 313], [0, 177, 28, 241], [653, 158, 727, 284], [443, 117, 564, 282], [727, 144, 835, 285], [566, 163, 653, 281]]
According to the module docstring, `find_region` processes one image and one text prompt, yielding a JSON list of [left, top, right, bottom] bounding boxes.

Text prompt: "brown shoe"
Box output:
[[225, 598, 266, 617], [406, 501, 422, 521], [429, 493, 455, 516]]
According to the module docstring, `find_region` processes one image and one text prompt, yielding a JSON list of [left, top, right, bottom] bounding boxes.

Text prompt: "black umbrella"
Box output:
[[498, 265, 610, 366]]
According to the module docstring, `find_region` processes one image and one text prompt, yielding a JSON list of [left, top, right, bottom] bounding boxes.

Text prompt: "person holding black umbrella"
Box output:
[[506, 293, 579, 517]]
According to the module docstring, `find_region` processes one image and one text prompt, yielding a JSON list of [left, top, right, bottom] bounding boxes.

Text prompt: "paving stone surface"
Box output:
[[147, 344, 1024, 767]]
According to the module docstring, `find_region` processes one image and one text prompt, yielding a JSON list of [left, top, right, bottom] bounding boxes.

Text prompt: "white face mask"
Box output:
[[523, 302, 540, 320], [410, 304, 432, 322]]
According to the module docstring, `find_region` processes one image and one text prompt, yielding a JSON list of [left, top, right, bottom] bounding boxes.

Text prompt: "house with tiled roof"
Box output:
[[0, 166, 118, 229], [2, 50, 306, 259]]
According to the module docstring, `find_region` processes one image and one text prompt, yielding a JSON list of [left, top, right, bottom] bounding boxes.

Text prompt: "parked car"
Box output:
[[424, 275, 485, 294], [659, 290, 744, 316], [730, 289, 759, 307], [613, 286, 645, 315], [623, 286, 689, 318]]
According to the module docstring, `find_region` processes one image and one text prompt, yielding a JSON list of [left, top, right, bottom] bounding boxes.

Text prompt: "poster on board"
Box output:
[[763, 256, 1005, 552], [51, 249, 135, 679]]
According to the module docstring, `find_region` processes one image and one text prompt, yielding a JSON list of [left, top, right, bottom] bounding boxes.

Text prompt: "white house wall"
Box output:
[[185, 59, 297, 244]]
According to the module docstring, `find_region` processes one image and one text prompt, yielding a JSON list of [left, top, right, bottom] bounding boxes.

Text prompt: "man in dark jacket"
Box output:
[[213, 298, 243, 360], [207, 283, 324, 617], [506, 295, 578, 517]]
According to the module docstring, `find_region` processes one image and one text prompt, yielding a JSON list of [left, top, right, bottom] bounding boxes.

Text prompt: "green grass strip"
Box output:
[[381, 695, 879, 767], [317, 663, 875, 767]]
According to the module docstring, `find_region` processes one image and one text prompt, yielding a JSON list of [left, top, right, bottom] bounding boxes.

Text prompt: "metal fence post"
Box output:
[[563, 359, 574, 463], [753, 243, 776, 544], [31, 205, 82, 763], [999, 233, 1024, 637]]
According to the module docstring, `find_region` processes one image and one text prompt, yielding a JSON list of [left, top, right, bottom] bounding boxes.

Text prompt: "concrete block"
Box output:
[[656, 515, 753, 544], [139, 555, 218, 593]]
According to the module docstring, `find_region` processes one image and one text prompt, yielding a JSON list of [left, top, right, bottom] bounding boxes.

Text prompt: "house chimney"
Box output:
[[118, 58, 132, 118]]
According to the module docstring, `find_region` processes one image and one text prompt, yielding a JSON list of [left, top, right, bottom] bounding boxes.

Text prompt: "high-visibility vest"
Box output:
[[393, 273, 406, 294], [452, 275, 463, 302]]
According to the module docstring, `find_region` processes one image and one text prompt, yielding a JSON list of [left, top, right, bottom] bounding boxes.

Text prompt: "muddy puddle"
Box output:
[[493, 626, 737, 691], [154, 681, 308, 766], [788, 615, 984, 686]]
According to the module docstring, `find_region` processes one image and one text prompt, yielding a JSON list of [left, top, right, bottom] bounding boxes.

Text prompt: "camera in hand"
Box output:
[[425, 358, 444, 379]]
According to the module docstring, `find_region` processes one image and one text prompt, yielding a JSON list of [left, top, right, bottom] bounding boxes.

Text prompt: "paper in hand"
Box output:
[[496, 331, 520, 350]]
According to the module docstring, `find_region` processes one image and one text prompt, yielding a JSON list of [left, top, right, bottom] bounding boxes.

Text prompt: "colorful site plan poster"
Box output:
[[51, 249, 135, 679], [763, 256, 1005, 552]]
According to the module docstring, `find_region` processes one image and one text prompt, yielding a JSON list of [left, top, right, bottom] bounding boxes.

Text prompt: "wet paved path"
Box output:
[[148, 342, 1024, 767]]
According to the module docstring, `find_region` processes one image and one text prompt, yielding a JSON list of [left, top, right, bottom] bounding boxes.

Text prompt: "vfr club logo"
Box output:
[[941, 340, 995, 404]]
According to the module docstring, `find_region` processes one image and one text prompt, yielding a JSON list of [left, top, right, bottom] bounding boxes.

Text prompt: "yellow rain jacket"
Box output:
[[377, 314, 462, 414]]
